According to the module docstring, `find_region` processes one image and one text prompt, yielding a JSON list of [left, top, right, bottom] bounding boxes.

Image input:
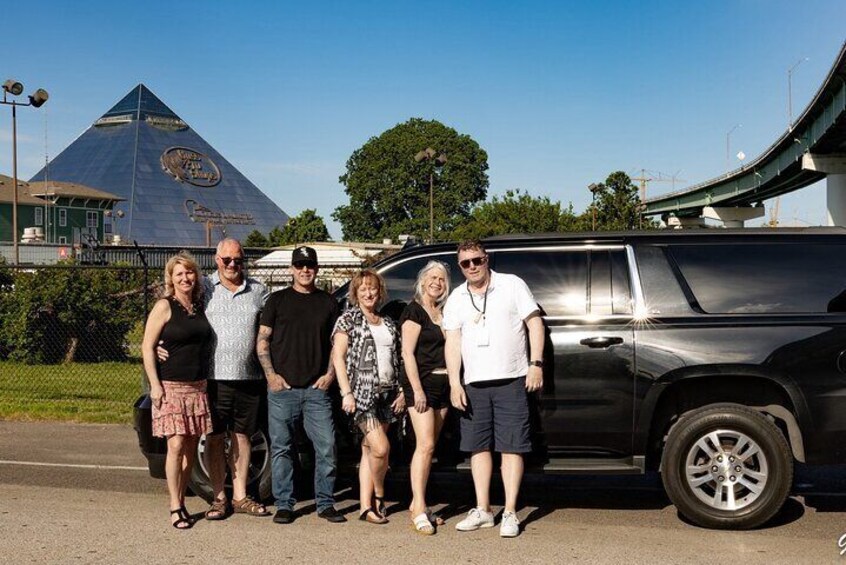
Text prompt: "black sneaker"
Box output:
[[317, 506, 347, 523], [273, 508, 296, 524]]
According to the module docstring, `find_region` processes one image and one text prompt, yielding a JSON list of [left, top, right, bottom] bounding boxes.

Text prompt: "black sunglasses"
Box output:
[[292, 261, 317, 270], [220, 256, 244, 266], [459, 256, 488, 269]]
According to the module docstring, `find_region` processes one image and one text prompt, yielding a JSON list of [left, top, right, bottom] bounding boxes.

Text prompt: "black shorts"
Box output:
[[207, 380, 264, 437], [402, 372, 450, 410], [459, 376, 531, 454]]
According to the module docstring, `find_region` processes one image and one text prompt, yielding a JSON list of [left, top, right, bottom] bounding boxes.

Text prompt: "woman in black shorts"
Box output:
[[400, 260, 451, 534]]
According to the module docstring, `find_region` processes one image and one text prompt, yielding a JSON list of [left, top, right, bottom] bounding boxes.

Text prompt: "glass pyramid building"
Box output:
[[30, 84, 289, 246]]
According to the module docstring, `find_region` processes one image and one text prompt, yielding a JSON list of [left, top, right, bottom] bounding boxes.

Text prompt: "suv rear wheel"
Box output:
[[661, 403, 792, 529], [188, 429, 273, 504]]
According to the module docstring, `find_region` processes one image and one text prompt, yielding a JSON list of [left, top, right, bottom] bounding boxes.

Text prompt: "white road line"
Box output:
[[0, 460, 148, 472]]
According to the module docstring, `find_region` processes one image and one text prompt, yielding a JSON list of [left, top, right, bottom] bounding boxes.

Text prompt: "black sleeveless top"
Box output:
[[157, 297, 212, 382], [399, 300, 446, 378]]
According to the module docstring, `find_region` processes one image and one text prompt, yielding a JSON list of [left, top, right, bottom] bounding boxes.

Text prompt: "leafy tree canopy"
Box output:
[[451, 189, 589, 240], [0, 262, 144, 363], [590, 171, 654, 231], [245, 209, 331, 248], [333, 118, 489, 242], [244, 230, 269, 248]]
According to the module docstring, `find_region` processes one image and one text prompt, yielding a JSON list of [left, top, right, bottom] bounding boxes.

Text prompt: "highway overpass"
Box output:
[[643, 41, 846, 227]]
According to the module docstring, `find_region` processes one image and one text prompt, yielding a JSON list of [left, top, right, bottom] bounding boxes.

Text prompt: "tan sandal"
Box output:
[[205, 498, 229, 520], [232, 495, 271, 517]]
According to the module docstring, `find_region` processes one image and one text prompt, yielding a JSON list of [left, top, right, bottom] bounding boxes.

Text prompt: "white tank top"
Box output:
[[368, 322, 395, 386]]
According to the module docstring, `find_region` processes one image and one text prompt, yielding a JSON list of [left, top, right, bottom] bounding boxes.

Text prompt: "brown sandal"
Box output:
[[232, 496, 271, 517], [205, 498, 229, 521]]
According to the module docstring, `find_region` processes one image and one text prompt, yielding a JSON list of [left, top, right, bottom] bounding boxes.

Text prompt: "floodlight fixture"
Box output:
[[3, 79, 23, 96], [29, 88, 48, 108]]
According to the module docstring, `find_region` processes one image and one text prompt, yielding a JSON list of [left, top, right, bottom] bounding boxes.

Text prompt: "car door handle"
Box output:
[[579, 336, 624, 349]]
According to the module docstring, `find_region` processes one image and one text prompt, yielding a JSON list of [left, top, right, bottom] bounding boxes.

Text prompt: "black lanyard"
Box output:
[[468, 285, 488, 318]]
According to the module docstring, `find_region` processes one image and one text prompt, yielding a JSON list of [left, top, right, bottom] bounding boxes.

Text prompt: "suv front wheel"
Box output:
[[661, 403, 793, 530], [188, 429, 273, 504]]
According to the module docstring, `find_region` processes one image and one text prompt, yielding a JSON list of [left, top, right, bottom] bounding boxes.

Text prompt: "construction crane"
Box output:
[[630, 169, 687, 202]]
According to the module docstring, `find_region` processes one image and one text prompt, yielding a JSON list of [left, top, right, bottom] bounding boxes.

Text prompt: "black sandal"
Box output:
[[180, 505, 195, 525], [170, 508, 193, 530], [359, 507, 388, 524], [374, 495, 387, 517]]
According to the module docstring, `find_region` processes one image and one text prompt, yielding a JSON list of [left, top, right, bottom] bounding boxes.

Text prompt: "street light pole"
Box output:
[[414, 148, 447, 243], [428, 171, 434, 243], [2, 80, 49, 265], [788, 57, 808, 130], [726, 124, 741, 172], [11, 101, 18, 263], [588, 183, 600, 231]]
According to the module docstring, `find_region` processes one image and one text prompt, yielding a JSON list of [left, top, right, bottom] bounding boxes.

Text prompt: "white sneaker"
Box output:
[[499, 510, 520, 538], [455, 507, 495, 531]]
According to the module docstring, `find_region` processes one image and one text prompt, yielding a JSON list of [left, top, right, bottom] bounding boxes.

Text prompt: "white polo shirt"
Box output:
[[442, 270, 539, 384]]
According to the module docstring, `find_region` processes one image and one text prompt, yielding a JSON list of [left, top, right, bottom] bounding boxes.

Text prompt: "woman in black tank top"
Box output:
[[142, 252, 212, 530], [399, 260, 451, 535]]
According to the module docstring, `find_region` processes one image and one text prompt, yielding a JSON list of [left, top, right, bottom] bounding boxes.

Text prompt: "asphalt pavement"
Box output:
[[2, 421, 846, 563]]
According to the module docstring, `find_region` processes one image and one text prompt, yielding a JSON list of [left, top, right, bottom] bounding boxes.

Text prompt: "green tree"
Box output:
[[244, 230, 270, 248], [451, 189, 589, 240], [0, 263, 145, 363], [590, 171, 653, 230], [267, 209, 331, 246], [333, 118, 489, 242]]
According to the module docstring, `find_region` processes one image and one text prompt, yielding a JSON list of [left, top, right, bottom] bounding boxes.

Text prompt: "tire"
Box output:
[[661, 403, 793, 530], [188, 428, 273, 504]]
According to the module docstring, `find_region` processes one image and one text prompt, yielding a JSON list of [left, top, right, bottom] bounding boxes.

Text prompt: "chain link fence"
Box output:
[[0, 261, 356, 423]]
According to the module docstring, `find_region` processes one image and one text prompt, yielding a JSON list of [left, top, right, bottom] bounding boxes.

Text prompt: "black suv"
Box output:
[[134, 228, 846, 529]]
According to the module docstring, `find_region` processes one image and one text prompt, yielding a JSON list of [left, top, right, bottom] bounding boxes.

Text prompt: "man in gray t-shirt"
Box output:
[[200, 238, 271, 519]]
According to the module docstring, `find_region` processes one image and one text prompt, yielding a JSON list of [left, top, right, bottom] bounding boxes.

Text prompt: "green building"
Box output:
[[0, 174, 123, 245]]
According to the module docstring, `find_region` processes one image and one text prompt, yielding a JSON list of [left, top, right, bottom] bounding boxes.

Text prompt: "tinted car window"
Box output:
[[491, 250, 588, 316], [591, 250, 633, 315], [634, 245, 694, 316], [669, 243, 846, 314]]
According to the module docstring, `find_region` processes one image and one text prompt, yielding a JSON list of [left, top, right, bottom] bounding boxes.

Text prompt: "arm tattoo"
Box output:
[[257, 326, 275, 377]]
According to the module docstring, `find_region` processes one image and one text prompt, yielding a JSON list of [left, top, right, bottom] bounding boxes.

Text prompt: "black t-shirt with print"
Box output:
[[259, 287, 339, 387]]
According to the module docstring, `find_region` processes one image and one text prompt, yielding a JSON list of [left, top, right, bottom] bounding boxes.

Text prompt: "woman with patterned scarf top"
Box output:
[[332, 269, 406, 524]]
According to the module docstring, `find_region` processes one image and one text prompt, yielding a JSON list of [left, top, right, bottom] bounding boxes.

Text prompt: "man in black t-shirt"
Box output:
[[257, 246, 345, 524]]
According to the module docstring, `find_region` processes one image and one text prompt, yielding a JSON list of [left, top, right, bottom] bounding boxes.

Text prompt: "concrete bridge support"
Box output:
[[826, 174, 846, 226], [703, 206, 765, 228], [803, 154, 846, 226]]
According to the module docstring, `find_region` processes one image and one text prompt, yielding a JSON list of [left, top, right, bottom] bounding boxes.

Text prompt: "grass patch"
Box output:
[[0, 361, 144, 424]]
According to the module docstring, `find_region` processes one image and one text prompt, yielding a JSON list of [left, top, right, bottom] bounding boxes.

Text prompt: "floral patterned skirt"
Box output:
[[152, 380, 212, 438]]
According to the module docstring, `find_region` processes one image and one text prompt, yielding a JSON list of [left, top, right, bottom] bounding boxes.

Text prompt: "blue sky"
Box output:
[[2, 1, 844, 238]]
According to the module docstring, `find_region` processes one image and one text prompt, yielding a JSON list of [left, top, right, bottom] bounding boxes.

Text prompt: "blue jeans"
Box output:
[[268, 386, 337, 512]]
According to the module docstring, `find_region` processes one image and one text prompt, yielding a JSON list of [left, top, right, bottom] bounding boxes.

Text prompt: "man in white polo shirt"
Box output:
[[443, 239, 544, 538]]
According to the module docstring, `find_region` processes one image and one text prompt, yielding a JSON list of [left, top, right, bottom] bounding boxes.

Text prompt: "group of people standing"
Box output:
[[142, 237, 544, 538]]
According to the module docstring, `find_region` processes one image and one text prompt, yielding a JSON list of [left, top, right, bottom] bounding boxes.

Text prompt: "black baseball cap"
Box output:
[[292, 246, 318, 265]]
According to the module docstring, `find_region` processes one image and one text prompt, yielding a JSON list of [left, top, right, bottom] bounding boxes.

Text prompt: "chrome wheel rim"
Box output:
[[684, 429, 769, 511], [196, 430, 270, 489]]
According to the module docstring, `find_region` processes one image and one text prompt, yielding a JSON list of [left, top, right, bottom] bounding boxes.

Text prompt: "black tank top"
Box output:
[[157, 297, 212, 382]]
